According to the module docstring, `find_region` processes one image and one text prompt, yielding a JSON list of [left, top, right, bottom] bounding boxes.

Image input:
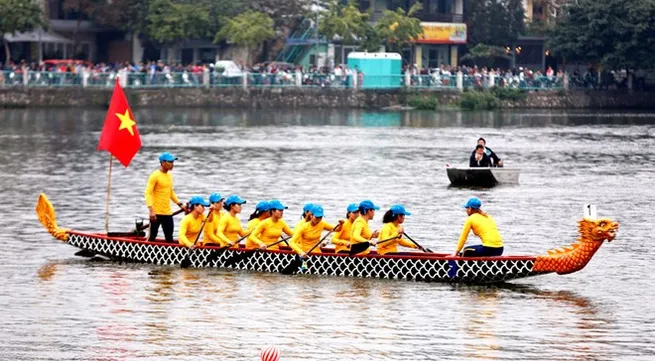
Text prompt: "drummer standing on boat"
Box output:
[[144, 152, 186, 242]]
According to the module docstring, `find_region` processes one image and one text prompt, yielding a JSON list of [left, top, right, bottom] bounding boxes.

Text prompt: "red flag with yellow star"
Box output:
[[97, 77, 142, 167]]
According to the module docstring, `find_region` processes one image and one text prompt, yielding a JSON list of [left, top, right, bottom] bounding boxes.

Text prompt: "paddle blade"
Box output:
[[180, 254, 193, 268], [280, 257, 302, 275], [35, 193, 68, 241], [74, 249, 97, 258], [348, 242, 370, 256]]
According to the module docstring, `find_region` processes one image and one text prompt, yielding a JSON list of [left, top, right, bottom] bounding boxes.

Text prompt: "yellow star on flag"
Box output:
[[115, 109, 136, 136]]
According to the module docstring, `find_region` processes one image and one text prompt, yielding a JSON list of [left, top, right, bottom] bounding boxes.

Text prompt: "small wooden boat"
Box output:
[[446, 164, 520, 187], [36, 194, 618, 284]]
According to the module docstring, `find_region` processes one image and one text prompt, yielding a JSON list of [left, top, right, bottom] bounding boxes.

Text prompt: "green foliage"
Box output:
[[549, 0, 655, 70], [406, 94, 439, 110], [460, 91, 498, 110], [374, 2, 423, 52], [0, 0, 44, 64], [146, 0, 211, 44], [318, 0, 371, 45], [490, 86, 526, 101], [461, 43, 511, 67], [466, 0, 525, 48], [214, 10, 276, 63]]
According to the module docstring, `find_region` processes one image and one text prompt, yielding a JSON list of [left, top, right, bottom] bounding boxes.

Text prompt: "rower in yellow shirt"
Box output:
[[216, 194, 247, 248], [454, 197, 504, 257], [377, 205, 419, 255], [144, 152, 187, 242], [245, 201, 272, 249], [350, 200, 381, 255], [331, 203, 359, 253], [289, 205, 342, 257], [251, 199, 294, 250], [201, 192, 224, 246], [178, 196, 210, 248]]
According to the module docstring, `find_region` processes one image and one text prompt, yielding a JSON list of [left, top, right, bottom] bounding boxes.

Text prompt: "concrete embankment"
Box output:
[[1, 87, 654, 109]]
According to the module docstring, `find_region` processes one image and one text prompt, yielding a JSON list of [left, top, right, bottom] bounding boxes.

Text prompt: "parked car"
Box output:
[[213, 60, 243, 77]]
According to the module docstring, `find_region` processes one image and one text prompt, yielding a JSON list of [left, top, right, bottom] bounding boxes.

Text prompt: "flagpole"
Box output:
[[104, 154, 113, 234]]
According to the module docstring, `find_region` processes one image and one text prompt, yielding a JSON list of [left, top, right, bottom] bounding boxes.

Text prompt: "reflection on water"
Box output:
[[3, 108, 655, 360]]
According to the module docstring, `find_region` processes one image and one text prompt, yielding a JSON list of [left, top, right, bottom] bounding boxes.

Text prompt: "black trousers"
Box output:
[[148, 214, 174, 242]]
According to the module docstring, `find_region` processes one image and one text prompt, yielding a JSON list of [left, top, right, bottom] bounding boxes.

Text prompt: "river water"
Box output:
[[1, 108, 654, 360]]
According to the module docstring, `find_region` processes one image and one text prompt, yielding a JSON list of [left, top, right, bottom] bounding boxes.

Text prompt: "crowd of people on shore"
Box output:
[[1, 59, 570, 89], [145, 140, 505, 259]]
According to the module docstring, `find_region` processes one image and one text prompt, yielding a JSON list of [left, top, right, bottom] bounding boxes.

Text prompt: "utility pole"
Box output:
[[315, 6, 319, 68]]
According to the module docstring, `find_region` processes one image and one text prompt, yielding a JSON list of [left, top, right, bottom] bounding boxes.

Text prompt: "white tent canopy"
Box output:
[[4, 29, 73, 44]]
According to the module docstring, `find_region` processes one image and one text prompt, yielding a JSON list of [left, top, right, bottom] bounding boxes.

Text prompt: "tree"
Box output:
[[549, 0, 655, 70], [374, 2, 424, 53], [466, 0, 525, 47], [214, 10, 276, 64], [145, 0, 211, 59], [0, 0, 44, 65], [318, 0, 371, 44]]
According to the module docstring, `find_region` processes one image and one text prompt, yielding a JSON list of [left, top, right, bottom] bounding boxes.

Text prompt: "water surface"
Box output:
[[1, 108, 654, 360]]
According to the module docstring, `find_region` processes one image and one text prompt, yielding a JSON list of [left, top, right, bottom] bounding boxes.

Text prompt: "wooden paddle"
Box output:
[[180, 213, 210, 269], [403, 233, 433, 253], [223, 236, 292, 267], [348, 235, 401, 256], [280, 227, 336, 275], [204, 231, 253, 264]]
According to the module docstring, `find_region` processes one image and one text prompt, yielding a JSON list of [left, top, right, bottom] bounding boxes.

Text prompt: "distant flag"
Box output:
[[97, 77, 141, 167]]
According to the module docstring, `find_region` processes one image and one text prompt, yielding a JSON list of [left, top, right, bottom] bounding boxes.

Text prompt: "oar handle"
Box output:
[[267, 235, 292, 248]]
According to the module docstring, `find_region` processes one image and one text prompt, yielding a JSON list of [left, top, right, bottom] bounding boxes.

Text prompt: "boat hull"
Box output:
[[68, 231, 544, 284], [447, 167, 520, 187]]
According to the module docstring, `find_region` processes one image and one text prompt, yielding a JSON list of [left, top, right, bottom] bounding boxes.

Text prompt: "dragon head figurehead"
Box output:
[[579, 217, 619, 243], [533, 217, 619, 275]]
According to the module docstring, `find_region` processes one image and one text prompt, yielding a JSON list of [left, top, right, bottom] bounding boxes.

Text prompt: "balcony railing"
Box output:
[[414, 12, 464, 23]]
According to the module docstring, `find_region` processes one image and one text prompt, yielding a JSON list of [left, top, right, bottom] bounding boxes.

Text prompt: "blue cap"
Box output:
[[303, 203, 315, 213], [208, 192, 223, 203], [346, 203, 359, 213], [188, 195, 209, 207], [268, 199, 288, 210], [359, 200, 380, 211], [159, 152, 178, 162], [463, 197, 482, 209], [311, 205, 324, 218], [225, 194, 246, 206], [390, 204, 412, 216], [256, 200, 271, 212]]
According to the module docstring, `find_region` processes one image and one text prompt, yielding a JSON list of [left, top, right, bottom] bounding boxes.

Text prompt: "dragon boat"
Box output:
[[36, 194, 618, 284]]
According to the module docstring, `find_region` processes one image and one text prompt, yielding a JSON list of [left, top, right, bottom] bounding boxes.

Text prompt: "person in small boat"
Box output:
[[295, 203, 314, 230], [471, 137, 503, 167], [215, 194, 247, 248], [201, 192, 224, 246], [245, 201, 272, 250], [331, 203, 360, 253], [377, 205, 419, 255], [290, 204, 342, 257], [350, 200, 381, 255], [145, 152, 187, 242], [454, 197, 504, 257], [250, 199, 294, 250], [470, 145, 492, 167], [178, 196, 210, 249]]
